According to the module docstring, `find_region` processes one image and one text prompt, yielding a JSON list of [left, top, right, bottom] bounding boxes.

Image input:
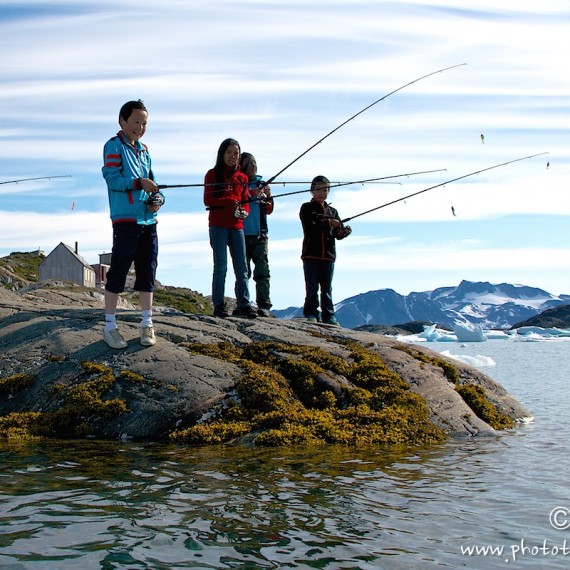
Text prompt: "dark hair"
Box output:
[[239, 152, 255, 172], [214, 138, 241, 195], [119, 99, 147, 122], [311, 175, 330, 192]]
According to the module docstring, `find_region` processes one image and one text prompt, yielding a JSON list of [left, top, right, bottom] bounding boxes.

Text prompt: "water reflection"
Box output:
[[2, 340, 570, 568], [0, 437, 537, 569]]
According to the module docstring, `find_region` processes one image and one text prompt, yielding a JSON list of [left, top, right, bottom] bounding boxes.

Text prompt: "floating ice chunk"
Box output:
[[440, 350, 496, 367], [515, 326, 570, 338], [453, 321, 487, 342]]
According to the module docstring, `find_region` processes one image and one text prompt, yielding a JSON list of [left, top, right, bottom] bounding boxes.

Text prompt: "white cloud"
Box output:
[[1, 1, 569, 308]]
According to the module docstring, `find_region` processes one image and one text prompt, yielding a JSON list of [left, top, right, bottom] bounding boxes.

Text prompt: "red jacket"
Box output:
[[204, 167, 250, 229]]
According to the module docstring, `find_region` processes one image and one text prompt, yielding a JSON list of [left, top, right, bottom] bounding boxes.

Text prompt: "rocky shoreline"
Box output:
[[0, 286, 532, 445]]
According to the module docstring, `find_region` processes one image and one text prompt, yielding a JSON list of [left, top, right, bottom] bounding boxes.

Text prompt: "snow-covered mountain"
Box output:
[[273, 280, 570, 329]]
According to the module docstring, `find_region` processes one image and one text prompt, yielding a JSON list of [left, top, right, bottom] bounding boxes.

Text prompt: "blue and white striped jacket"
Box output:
[[102, 131, 162, 225]]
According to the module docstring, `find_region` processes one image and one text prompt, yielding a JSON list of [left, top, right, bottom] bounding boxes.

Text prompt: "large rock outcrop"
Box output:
[[0, 286, 532, 444]]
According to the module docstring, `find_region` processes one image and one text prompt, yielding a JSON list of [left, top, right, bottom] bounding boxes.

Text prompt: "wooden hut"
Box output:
[[38, 242, 96, 288]]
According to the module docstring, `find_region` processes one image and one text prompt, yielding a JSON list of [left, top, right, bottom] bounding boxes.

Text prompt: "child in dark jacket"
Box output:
[[299, 175, 351, 326], [239, 152, 274, 317], [204, 138, 257, 318]]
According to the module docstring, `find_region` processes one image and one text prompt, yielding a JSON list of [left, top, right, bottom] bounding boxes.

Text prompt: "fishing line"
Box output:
[[341, 152, 549, 223]]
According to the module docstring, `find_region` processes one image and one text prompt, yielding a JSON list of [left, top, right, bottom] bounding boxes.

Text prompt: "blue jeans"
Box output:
[[303, 259, 335, 322], [209, 226, 250, 308]]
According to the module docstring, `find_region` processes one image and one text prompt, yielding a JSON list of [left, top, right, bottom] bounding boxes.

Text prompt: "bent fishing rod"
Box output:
[[339, 152, 549, 223], [0, 175, 72, 185], [160, 64, 464, 192], [239, 168, 448, 204], [259, 63, 466, 187]]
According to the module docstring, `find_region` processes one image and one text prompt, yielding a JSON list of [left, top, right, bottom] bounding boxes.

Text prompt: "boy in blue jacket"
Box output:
[[101, 99, 164, 349], [239, 152, 274, 317]]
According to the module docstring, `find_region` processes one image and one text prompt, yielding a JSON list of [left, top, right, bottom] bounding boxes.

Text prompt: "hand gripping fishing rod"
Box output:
[[0, 175, 72, 185], [259, 63, 467, 188], [340, 152, 549, 223]]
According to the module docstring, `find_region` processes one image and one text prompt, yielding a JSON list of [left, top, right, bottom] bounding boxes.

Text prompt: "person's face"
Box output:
[[311, 182, 329, 203], [223, 144, 240, 169], [119, 109, 148, 144], [244, 157, 257, 180]]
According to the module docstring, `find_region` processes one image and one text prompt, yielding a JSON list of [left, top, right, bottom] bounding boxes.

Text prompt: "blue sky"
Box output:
[[1, 0, 568, 309]]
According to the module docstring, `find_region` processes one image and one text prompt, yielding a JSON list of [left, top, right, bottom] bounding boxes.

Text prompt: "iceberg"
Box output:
[[439, 350, 496, 368], [515, 326, 570, 338], [394, 324, 570, 344], [418, 324, 454, 342], [453, 321, 487, 342]]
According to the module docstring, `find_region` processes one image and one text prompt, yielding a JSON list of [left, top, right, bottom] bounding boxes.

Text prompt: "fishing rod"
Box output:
[[163, 65, 464, 193], [242, 168, 448, 204], [205, 168, 448, 210], [260, 63, 467, 187], [159, 178, 406, 191], [160, 177, 412, 190], [270, 180, 395, 185], [157, 182, 203, 189], [0, 175, 72, 185], [340, 152, 549, 223]]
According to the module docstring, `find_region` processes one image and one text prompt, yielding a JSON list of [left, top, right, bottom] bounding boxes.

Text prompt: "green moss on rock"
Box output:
[[394, 344, 514, 430], [0, 362, 129, 440], [0, 373, 36, 396], [174, 339, 447, 447], [456, 384, 514, 430], [152, 286, 211, 315], [0, 412, 43, 441], [119, 370, 145, 383]]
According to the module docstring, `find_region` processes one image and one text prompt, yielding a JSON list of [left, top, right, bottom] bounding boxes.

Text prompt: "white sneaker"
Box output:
[[103, 328, 127, 349], [140, 325, 156, 347]]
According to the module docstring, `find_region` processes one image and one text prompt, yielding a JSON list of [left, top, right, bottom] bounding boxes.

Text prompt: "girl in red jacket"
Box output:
[[204, 138, 257, 318]]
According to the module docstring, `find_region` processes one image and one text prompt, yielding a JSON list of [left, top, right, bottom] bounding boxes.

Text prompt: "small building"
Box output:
[[97, 251, 136, 289], [91, 262, 110, 289], [91, 252, 112, 288], [99, 252, 112, 266], [39, 242, 96, 288]]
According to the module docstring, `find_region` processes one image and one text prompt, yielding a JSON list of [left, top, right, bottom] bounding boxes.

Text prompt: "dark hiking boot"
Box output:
[[213, 304, 229, 318], [232, 305, 258, 319]]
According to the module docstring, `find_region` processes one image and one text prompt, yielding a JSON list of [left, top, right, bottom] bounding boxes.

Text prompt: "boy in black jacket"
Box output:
[[299, 176, 351, 326]]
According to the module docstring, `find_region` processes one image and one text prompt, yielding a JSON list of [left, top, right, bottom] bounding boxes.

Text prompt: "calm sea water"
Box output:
[[1, 338, 569, 569]]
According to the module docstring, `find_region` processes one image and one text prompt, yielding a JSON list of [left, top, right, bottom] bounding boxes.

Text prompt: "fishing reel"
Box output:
[[234, 203, 248, 219], [254, 180, 271, 202], [144, 192, 165, 208], [335, 224, 352, 240]]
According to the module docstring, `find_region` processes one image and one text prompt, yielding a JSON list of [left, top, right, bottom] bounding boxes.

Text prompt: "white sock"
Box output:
[[104, 314, 117, 332], [141, 309, 153, 328]]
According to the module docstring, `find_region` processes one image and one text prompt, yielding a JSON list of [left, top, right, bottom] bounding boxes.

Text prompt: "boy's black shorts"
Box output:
[[105, 222, 158, 293]]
